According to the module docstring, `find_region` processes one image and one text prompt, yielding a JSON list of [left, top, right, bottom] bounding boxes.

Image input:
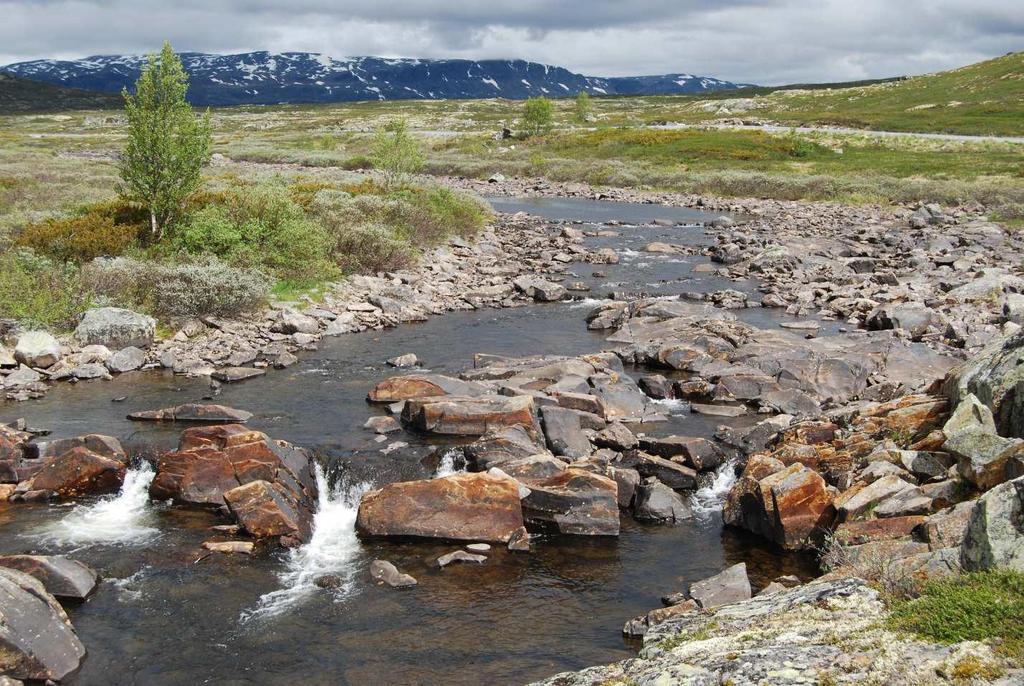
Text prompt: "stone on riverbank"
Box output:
[[356, 472, 524, 543], [0, 567, 86, 682], [22, 443, 128, 500], [13, 331, 61, 369], [224, 479, 310, 541], [960, 475, 1024, 572], [74, 307, 155, 349], [128, 403, 254, 423], [401, 395, 536, 436], [633, 477, 692, 523], [367, 374, 486, 402], [521, 468, 620, 536]]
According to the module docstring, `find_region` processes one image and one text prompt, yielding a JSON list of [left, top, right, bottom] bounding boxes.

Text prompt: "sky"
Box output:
[[1, 0, 1022, 85]]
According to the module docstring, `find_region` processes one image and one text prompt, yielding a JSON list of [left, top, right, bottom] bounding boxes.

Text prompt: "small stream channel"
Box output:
[[0, 197, 824, 686]]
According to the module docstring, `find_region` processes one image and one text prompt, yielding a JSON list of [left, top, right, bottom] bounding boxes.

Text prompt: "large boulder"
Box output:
[[401, 395, 536, 436], [25, 443, 128, 499], [0, 555, 97, 600], [13, 331, 61, 369], [724, 462, 834, 550], [944, 329, 1024, 438], [0, 567, 86, 682], [688, 562, 751, 610], [463, 425, 548, 471], [521, 468, 619, 536], [74, 307, 156, 349], [633, 477, 692, 523], [942, 394, 1024, 490], [540, 406, 591, 459], [356, 472, 524, 543], [150, 424, 317, 542], [961, 476, 1024, 572]]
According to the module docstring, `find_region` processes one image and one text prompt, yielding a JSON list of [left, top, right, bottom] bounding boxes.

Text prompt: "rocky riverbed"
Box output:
[[2, 185, 1023, 684]]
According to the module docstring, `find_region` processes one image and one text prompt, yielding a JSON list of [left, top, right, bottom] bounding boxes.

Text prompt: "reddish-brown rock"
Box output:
[[724, 463, 834, 550], [224, 480, 308, 540], [834, 515, 927, 546], [521, 468, 619, 536], [27, 446, 127, 499], [128, 403, 253, 423], [401, 395, 536, 436], [356, 472, 524, 542]]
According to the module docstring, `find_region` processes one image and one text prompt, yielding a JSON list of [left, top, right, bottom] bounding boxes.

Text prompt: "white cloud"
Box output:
[[1, 0, 1021, 84]]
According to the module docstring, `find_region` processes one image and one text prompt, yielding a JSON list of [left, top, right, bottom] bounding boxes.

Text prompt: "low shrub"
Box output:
[[330, 221, 413, 273], [887, 570, 1024, 661], [0, 248, 91, 329], [341, 155, 374, 171], [16, 198, 147, 262], [83, 255, 271, 319]]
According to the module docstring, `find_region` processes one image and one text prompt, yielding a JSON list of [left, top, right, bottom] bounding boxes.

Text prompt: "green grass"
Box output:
[[887, 570, 1024, 662]]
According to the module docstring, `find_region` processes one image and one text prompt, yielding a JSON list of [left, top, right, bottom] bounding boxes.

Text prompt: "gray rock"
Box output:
[[838, 475, 916, 521], [13, 331, 60, 369], [690, 403, 746, 417], [437, 550, 487, 567], [70, 362, 111, 380], [512, 276, 566, 302], [593, 422, 638, 451], [688, 562, 751, 610], [369, 559, 417, 588], [211, 367, 266, 383], [0, 567, 86, 682], [105, 346, 146, 373], [0, 555, 97, 600], [270, 311, 320, 335], [633, 477, 692, 522], [74, 307, 155, 349], [634, 453, 698, 490], [944, 329, 1024, 438], [541, 406, 591, 459], [610, 467, 641, 508], [961, 475, 1024, 572], [387, 353, 419, 368]]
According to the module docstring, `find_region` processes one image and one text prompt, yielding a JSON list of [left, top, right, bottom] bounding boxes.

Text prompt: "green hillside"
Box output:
[[0, 72, 121, 114]]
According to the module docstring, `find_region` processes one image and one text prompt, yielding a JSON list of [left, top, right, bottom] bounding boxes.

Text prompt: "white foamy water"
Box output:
[[241, 466, 371, 622], [433, 447, 462, 478], [650, 398, 691, 415], [691, 460, 738, 520], [34, 463, 159, 549]]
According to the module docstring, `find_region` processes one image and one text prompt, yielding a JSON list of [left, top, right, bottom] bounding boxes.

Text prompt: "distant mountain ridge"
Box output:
[[1, 51, 749, 106]]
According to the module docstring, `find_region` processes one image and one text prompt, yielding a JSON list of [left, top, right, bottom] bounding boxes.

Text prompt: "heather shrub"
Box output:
[[0, 248, 91, 329], [16, 198, 147, 262]]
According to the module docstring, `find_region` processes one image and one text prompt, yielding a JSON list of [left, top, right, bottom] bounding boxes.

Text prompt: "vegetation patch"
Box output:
[[886, 570, 1024, 662]]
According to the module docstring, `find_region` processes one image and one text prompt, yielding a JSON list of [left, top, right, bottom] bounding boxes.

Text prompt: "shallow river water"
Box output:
[[0, 197, 821, 686]]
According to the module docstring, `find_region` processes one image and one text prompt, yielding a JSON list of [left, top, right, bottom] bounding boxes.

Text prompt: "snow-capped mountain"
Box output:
[[1, 52, 749, 106]]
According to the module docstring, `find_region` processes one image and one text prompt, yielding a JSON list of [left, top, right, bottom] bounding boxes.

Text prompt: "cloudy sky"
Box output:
[[1, 0, 1021, 84]]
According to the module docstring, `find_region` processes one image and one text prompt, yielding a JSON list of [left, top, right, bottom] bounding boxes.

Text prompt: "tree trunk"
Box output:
[[150, 210, 157, 237]]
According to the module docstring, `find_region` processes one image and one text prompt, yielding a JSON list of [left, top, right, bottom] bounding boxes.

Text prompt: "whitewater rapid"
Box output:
[[690, 459, 738, 520], [35, 463, 159, 549], [241, 465, 371, 621]]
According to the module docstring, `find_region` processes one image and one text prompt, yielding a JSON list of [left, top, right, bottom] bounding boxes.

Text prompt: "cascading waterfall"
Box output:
[[35, 462, 158, 549], [691, 459, 738, 520], [241, 465, 371, 622], [433, 447, 462, 478]]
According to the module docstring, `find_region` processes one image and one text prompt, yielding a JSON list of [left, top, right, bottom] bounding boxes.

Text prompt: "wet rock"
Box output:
[[128, 403, 253, 423], [370, 559, 417, 587], [638, 374, 673, 400], [211, 367, 266, 383], [540, 406, 590, 459], [363, 416, 401, 434], [638, 436, 724, 471], [105, 346, 146, 373], [610, 467, 641, 508], [633, 477, 692, 523], [761, 388, 821, 418], [0, 555, 97, 600], [521, 468, 619, 536], [689, 562, 751, 610], [13, 331, 61, 369], [507, 526, 531, 551], [724, 463, 833, 550], [437, 550, 487, 567], [74, 307, 155, 349], [401, 395, 535, 436], [356, 472, 524, 543], [224, 480, 309, 541], [0, 567, 86, 682], [498, 454, 568, 482], [634, 453, 698, 490], [960, 475, 1024, 571], [202, 540, 254, 554], [368, 374, 486, 402], [70, 362, 111, 380], [150, 424, 317, 540], [464, 425, 547, 471], [513, 276, 566, 302], [25, 443, 128, 499], [690, 403, 746, 417], [387, 353, 419, 368]]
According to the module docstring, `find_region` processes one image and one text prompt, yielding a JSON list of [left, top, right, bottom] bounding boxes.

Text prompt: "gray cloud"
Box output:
[[0, 0, 1021, 84]]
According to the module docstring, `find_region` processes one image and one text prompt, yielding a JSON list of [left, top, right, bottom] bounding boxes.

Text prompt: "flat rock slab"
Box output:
[[689, 562, 751, 610], [401, 395, 536, 436], [356, 472, 524, 543], [0, 555, 97, 600], [437, 550, 487, 567], [690, 403, 747, 417], [128, 403, 253, 423], [368, 374, 486, 403], [211, 367, 266, 383]]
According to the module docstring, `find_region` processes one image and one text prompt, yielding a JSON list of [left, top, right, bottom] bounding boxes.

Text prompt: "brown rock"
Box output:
[[521, 468, 619, 536], [224, 480, 307, 540], [401, 395, 536, 436], [834, 516, 926, 546], [367, 374, 485, 403], [725, 463, 833, 550], [27, 446, 127, 499], [356, 472, 524, 543], [128, 403, 253, 423]]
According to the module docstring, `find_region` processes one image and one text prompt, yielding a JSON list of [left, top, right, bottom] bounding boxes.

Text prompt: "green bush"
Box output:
[[0, 248, 91, 329], [172, 183, 336, 284], [887, 570, 1024, 661], [331, 221, 413, 273], [521, 96, 555, 136]]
